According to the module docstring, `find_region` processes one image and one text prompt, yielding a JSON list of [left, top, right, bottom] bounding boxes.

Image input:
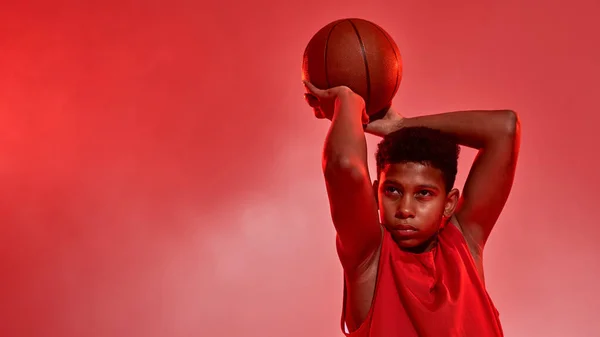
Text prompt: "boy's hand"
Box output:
[[364, 106, 404, 136], [303, 81, 368, 124]]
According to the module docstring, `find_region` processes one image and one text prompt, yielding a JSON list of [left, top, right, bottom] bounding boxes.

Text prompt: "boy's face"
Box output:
[[375, 162, 459, 250]]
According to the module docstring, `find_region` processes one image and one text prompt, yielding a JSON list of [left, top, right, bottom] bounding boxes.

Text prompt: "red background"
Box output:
[[1, 1, 599, 336]]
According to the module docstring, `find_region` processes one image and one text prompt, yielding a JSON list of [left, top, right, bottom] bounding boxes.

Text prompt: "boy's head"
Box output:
[[374, 126, 460, 251]]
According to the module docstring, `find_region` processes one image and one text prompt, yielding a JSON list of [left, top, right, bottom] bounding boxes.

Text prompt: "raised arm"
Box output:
[[366, 108, 520, 248], [304, 81, 381, 274]]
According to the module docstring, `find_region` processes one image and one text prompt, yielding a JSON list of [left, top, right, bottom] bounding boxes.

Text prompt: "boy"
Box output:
[[303, 81, 520, 337]]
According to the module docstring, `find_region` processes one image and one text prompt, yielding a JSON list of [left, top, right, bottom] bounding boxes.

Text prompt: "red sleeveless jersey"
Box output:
[[341, 224, 503, 337]]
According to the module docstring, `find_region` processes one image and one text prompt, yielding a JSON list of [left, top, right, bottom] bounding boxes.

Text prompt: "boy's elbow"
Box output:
[[323, 155, 367, 183], [501, 109, 520, 138]]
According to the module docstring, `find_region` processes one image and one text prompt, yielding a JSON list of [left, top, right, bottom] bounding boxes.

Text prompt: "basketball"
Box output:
[[302, 18, 402, 117]]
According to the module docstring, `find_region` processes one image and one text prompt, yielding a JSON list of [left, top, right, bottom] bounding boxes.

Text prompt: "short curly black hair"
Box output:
[[375, 126, 460, 192]]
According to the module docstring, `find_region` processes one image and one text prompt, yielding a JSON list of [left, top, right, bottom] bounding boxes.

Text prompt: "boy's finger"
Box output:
[[303, 80, 323, 95], [304, 93, 320, 107], [313, 107, 326, 119]]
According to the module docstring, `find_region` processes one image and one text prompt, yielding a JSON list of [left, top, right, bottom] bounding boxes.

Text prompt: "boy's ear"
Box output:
[[444, 188, 460, 217]]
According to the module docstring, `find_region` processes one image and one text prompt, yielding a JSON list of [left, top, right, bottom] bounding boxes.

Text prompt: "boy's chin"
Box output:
[[391, 235, 422, 247], [392, 235, 436, 253]]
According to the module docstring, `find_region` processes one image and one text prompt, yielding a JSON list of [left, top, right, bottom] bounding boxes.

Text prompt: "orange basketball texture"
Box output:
[[302, 18, 402, 116]]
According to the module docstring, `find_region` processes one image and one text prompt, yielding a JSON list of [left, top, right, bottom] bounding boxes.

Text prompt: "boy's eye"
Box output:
[[385, 186, 400, 194], [417, 190, 433, 197]]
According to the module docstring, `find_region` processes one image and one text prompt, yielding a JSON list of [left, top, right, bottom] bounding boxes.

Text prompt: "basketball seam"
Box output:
[[348, 19, 371, 110], [324, 21, 343, 88], [370, 22, 401, 104]]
